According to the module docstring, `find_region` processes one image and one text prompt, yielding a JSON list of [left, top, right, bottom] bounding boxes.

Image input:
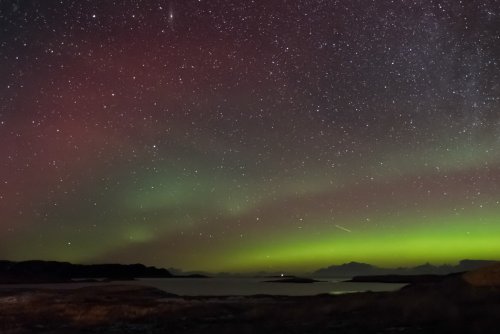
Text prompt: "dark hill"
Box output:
[[0, 260, 172, 284]]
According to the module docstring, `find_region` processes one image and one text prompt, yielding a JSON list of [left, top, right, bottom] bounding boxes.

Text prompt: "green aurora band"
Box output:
[[3, 136, 500, 273]]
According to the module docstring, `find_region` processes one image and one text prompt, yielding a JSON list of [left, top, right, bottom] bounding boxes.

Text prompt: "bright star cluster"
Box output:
[[0, 0, 499, 273]]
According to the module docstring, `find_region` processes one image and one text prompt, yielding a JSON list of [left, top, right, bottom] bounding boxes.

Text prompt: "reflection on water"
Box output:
[[0, 278, 406, 296]]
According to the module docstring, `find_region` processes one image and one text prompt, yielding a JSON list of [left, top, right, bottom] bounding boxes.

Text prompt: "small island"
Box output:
[[263, 277, 325, 283]]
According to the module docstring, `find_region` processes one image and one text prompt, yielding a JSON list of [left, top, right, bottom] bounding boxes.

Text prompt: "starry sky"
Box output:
[[1, 0, 500, 273]]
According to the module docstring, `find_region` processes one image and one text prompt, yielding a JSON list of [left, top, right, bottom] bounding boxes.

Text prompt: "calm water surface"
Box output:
[[0, 278, 406, 296]]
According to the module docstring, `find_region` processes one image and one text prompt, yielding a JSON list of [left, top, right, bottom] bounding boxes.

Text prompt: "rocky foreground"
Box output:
[[1, 264, 500, 334]]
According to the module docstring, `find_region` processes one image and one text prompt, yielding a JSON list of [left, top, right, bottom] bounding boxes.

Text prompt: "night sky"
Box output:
[[1, 0, 500, 273]]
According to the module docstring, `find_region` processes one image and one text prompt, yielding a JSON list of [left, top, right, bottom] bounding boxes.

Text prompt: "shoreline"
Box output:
[[1, 269, 500, 333]]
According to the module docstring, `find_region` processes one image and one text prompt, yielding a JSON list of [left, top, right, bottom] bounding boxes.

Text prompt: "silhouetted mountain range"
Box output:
[[312, 259, 498, 277], [0, 260, 172, 283], [1, 259, 497, 284]]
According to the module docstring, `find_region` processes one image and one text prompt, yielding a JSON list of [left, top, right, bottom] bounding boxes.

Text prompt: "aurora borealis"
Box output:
[[1, 0, 500, 273]]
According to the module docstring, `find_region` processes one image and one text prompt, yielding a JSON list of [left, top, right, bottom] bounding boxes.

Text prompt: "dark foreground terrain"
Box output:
[[1, 264, 500, 334]]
